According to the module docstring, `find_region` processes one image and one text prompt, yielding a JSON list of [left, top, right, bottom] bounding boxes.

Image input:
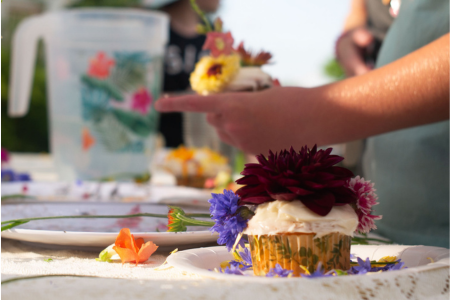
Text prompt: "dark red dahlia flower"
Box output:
[[235, 145, 356, 216]]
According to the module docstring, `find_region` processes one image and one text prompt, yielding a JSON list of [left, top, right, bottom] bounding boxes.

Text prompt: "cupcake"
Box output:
[[164, 146, 230, 188], [230, 146, 380, 276], [244, 200, 357, 276]]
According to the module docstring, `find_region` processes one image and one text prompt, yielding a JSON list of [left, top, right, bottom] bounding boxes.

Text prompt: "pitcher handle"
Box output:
[[8, 14, 50, 117]]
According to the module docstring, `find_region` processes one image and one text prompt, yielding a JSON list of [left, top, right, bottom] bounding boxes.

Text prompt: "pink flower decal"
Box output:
[[131, 88, 153, 115], [347, 176, 382, 233], [203, 32, 234, 57], [88, 52, 115, 79]]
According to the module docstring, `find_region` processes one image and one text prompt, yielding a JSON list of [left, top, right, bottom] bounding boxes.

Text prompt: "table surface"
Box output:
[[2, 154, 449, 300]]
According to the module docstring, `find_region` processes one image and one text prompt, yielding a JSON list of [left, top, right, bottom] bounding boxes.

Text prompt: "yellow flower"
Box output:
[[372, 255, 397, 267], [190, 54, 240, 95]]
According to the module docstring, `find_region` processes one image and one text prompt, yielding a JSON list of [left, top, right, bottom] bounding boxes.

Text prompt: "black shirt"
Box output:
[[158, 27, 206, 147]]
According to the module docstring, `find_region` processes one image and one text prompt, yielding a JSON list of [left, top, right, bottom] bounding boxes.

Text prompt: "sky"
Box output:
[[215, 0, 351, 87]]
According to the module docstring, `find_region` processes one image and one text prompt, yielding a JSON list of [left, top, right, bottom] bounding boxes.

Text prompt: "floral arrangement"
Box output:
[[189, 0, 273, 95], [235, 145, 381, 232], [206, 145, 385, 276]]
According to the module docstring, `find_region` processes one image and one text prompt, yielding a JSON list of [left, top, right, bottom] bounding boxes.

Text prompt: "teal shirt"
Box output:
[[363, 0, 449, 248]]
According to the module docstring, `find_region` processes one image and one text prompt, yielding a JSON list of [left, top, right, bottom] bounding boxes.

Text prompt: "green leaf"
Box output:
[[299, 247, 306, 257], [111, 109, 157, 138], [312, 254, 319, 265], [44, 258, 53, 262], [81, 75, 123, 101]]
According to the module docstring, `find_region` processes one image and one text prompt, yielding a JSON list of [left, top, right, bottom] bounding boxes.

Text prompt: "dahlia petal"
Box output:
[[277, 178, 301, 186], [303, 181, 328, 189], [236, 184, 267, 195], [235, 176, 260, 185], [330, 166, 354, 178], [301, 199, 333, 216], [286, 186, 314, 196], [268, 192, 298, 201], [239, 195, 273, 205]]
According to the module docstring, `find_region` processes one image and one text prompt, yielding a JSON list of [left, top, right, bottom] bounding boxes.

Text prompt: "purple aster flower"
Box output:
[[301, 262, 334, 278], [219, 265, 245, 275], [209, 190, 251, 251], [373, 259, 405, 272], [266, 264, 293, 278]]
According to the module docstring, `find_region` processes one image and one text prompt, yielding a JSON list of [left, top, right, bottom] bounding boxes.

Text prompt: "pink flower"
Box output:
[[1, 148, 10, 164], [203, 32, 234, 57], [131, 88, 153, 115], [88, 52, 115, 79], [347, 176, 382, 233]]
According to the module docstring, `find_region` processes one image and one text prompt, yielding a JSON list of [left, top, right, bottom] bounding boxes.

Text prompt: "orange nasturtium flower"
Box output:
[[113, 228, 158, 265]]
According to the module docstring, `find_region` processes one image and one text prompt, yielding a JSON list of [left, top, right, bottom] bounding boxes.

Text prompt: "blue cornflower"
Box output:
[[349, 257, 372, 275], [219, 265, 245, 275], [209, 190, 240, 220], [266, 264, 293, 278], [209, 190, 249, 251], [302, 263, 334, 278]]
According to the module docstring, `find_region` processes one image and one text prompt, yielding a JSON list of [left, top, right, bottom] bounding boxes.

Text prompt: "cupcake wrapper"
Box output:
[[248, 232, 351, 277], [176, 176, 207, 188]]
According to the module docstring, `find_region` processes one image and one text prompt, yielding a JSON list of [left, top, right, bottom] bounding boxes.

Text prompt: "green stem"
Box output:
[[1, 274, 101, 285], [351, 237, 393, 244], [176, 213, 215, 227], [1, 212, 213, 232], [190, 0, 212, 32], [1, 194, 35, 201], [184, 213, 211, 218]]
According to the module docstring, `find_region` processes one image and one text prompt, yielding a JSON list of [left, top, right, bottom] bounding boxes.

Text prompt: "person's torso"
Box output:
[[363, 0, 450, 247]]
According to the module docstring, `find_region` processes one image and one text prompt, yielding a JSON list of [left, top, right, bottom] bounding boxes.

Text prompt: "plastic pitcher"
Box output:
[[8, 9, 168, 181]]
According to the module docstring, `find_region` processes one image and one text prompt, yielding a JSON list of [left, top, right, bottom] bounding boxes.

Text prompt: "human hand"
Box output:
[[336, 27, 374, 77], [155, 87, 322, 155]]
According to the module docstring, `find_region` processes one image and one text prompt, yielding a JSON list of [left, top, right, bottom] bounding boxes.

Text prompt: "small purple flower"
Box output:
[[229, 248, 253, 270], [349, 257, 372, 275], [266, 264, 293, 278], [239, 248, 253, 266], [219, 265, 245, 275], [209, 190, 249, 251], [301, 262, 334, 278], [1, 169, 31, 182]]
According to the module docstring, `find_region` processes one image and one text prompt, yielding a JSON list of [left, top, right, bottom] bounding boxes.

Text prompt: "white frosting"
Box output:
[[244, 200, 358, 238], [225, 67, 272, 91]]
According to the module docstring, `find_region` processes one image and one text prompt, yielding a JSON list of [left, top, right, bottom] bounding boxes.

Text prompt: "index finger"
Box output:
[[155, 94, 221, 113]]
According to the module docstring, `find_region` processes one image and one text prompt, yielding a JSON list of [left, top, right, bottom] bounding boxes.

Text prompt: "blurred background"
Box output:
[[1, 0, 347, 153]]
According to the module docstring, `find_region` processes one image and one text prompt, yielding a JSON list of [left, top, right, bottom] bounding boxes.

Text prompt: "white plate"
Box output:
[[167, 245, 450, 281], [1, 182, 212, 204], [1, 202, 217, 249]]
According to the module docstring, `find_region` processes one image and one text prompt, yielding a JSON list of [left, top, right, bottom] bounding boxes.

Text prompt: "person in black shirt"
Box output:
[[157, 0, 220, 147]]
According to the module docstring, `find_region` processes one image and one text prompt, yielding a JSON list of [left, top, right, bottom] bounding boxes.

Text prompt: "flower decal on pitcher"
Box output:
[[80, 51, 161, 153]]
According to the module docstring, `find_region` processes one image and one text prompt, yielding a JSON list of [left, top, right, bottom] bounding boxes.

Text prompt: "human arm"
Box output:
[[155, 34, 449, 154]]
